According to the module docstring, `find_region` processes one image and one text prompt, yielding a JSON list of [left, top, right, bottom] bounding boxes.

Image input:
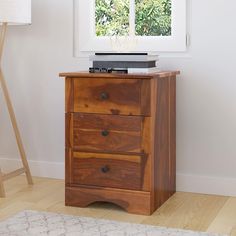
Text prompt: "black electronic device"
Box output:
[[89, 67, 128, 74]]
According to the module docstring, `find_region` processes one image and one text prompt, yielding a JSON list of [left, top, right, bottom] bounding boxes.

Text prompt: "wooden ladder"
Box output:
[[0, 23, 33, 197]]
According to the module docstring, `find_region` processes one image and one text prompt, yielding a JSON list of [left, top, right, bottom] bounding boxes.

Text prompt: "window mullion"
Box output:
[[129, 0, 135, 36]]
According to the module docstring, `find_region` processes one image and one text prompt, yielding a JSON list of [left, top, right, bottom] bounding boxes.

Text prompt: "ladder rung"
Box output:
[[2, 168, 26, 181]]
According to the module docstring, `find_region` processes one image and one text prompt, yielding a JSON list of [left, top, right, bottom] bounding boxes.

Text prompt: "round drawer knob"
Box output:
[[101, 165, 110, 173], [101, 130, 109, 137], [100, 92, 109, 100]]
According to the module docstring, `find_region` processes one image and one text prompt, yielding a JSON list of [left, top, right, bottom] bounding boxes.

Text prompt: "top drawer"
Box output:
[[67, 78, 150, 116]]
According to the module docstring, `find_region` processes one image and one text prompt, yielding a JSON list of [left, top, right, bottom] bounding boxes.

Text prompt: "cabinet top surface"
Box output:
[[59, 71, 180, 79]]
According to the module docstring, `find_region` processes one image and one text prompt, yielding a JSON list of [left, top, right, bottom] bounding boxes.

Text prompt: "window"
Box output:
[[95, 0, 171, 37], [74, 0, 186, 56]]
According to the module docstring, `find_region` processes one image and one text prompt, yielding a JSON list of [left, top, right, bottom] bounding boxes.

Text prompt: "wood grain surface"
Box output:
[[150, 76, 176, 210], [66, 186, 152, 215], [2, 176, 235, 236], [69, 152, 145, 190], [73, 113, 142, 132], [73, 78, 150, 116], [70, 113, 142, 153], [63, 72, 178, 215], [60, 71, 180, 79]]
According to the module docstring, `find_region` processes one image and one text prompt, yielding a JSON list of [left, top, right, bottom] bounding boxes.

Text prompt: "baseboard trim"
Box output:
[[0, 156, 64, 179], [1, 156, 236, 196], [177, 173, 236, 197]]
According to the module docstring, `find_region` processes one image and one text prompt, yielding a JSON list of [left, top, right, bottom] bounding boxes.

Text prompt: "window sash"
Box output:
[[74, 0, 186, 56], [129, 0, 135, 36]]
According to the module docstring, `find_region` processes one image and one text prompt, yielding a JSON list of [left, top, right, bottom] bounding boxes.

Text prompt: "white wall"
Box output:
[[1, 0, 236, 196]]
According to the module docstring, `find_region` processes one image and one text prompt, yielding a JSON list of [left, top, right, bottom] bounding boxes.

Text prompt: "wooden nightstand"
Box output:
[[60, 71, 179, 215]]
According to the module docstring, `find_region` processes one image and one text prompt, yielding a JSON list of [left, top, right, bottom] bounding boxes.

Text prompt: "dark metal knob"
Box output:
[[101, 130, 109, 137], [101, 165, 110, 173], [100, 92, 109, 100]]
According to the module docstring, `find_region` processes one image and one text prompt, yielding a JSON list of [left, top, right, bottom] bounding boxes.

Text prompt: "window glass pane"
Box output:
[[95, 0, 130, 36], [135, 0, 171, 36]]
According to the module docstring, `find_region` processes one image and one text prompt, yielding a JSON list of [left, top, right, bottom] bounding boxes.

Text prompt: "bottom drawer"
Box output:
[[70, 152, 145, 190]]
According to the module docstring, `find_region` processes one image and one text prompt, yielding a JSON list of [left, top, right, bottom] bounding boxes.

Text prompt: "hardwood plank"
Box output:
[[0, 176, 234, 235], [207, 197, 236, 235], [49, 201, 111, 219], [142, 192, 228, 231], [0, 201, 33, 220], [30, 187, 64, 211], [0, 168, 5, 197], [102, 206, 149, 223]]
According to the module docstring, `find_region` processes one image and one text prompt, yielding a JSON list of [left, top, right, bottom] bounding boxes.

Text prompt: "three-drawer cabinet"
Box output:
[[60, 71, 179, 215]]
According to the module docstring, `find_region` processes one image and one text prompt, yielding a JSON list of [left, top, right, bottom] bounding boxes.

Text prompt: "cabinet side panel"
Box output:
[[141, 80, 151, 116], [169, 76, 176, 194], [65, 113, 72, 148], [141, 117, 151, 192], [154, 76, 176, 209], [65, 78, 73, 188], [65, 77, 74, 112], [65, 148, 72, 186]]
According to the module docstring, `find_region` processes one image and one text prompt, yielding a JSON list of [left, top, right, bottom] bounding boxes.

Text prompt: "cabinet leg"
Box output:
[[66, 187, 153, 215]]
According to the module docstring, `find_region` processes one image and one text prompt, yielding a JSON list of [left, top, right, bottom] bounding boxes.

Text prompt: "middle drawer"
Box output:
[[68, 113, 142, 153]]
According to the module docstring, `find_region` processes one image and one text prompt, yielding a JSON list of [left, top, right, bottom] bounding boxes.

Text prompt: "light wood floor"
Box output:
[[0, 176, 236, 235]]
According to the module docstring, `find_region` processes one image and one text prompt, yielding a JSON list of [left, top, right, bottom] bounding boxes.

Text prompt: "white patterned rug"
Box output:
[[0, 210, 226, 236]]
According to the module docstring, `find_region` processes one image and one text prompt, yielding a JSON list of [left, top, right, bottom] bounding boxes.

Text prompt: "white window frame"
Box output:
[[74, 0, 187, 57]]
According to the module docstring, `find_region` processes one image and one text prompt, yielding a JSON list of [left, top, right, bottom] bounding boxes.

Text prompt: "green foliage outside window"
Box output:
[[95, 0, 171, 36], [135, 0, 171, 36], [95, 0, 130, 36]]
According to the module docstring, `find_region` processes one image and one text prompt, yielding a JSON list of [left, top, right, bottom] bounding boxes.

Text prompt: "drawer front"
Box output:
[[71, 152, 144, 190], [73, 78, 150, 116], [71, 113, 142, 153]]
